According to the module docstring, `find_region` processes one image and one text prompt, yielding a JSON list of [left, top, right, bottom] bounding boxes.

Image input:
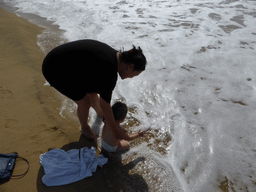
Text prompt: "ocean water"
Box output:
[[3, 0, 256, 191]]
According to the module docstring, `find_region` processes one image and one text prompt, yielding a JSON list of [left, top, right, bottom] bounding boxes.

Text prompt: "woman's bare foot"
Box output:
[[80, 126, 98, 141]]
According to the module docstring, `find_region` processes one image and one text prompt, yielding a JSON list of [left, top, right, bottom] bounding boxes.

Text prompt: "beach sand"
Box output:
[[0, 7, 149, 192]]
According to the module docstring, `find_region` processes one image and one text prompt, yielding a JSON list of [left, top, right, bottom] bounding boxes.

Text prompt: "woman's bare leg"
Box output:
[[74, 94, 97, 140], [88, 93, 104, 136], [88, 93, 103, 118]]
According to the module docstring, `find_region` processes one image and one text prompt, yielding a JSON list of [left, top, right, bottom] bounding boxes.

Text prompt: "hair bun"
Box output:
[[119, 45, 147, 71]]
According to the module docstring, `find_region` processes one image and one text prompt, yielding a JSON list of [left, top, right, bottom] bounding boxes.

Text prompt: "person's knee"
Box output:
[[125, 141, 130, 149], [88, 93, 100, 103], [118, 140, 130, 151], [88, 92, 98, 97], [74, 94, 91, 108]]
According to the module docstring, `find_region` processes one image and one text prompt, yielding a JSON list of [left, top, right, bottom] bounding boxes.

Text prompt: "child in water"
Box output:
[[101, 102, 146, 153]]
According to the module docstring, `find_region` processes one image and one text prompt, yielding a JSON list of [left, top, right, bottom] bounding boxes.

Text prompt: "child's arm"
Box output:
[[123, 129, 146, 141]]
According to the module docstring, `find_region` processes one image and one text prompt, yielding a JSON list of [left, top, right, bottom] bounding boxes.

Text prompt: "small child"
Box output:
[[101, 102, 146, 153]]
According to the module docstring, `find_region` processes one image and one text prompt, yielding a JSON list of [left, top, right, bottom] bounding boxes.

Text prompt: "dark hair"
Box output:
[[119, 45, 147, 71], [112, 102, 128, 121]]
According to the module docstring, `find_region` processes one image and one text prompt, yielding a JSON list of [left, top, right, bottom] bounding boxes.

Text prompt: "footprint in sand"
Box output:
[[4, 119, 18, 129], [0, 89, 14, 99], [30, 124, 67, 145]]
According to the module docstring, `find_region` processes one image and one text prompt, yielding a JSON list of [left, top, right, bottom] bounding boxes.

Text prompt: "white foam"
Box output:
[[5, 0, 256, 191]]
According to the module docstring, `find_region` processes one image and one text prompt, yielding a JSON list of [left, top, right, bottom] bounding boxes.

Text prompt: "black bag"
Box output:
[[0, 152, 29, 180]]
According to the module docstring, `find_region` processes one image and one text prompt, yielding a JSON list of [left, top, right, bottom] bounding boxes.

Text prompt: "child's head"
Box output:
[[112, 102, 128, 122]]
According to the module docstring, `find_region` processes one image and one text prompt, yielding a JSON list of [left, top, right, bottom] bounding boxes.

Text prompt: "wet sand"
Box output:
[[0, 7, 149, 192]]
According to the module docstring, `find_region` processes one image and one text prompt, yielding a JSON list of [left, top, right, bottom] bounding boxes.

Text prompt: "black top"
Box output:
[[42, 39, 118, 103]]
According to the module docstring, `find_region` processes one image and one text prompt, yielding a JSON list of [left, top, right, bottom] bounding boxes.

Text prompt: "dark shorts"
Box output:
[[41, 40, 118, 103], [42, 61, 87, 101]]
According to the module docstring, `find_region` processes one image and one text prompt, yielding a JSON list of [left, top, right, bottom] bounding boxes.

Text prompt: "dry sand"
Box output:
[[0, 7, 149, 192], [0, 6, 75, 191]]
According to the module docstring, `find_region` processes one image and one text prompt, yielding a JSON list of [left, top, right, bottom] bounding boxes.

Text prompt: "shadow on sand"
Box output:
[[37, 134, 148, 192]]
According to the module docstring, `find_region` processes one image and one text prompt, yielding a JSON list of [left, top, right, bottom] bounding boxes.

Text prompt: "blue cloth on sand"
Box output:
[[39, 147, 108, 187]]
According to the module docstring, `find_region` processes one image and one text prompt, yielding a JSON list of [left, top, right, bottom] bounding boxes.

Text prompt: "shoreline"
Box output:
[[0, 1, 67, 54], [0, 7, 80, 191]]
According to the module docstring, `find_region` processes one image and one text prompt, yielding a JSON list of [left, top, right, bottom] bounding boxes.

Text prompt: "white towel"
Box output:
[[40, 147, 108, 186]]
